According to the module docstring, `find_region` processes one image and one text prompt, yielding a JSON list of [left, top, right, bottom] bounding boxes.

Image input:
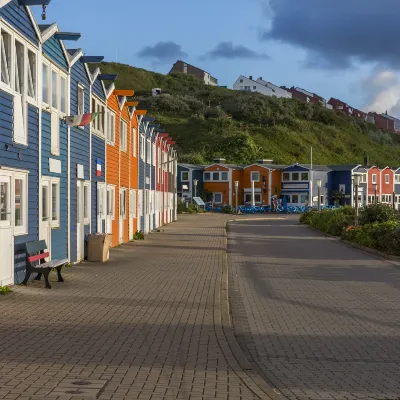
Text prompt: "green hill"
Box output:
[[97, 62, 400, 166]]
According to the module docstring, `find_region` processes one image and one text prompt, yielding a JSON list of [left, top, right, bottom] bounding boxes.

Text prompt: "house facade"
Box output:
[[380, 167, 394, 206], [177, 164, 204, 200], [367, 166, 381, 204], [169, 60, 218, 86], [233, 75, 291, 98]]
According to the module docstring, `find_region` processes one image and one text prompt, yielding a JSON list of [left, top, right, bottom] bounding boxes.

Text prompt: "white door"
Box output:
[[97, 183, 105, 233], [106, 186, 114, 234], [138, 189, 143, 232], [76, 181, 84, 261], [129, 189, 136, 240], [40, 180, 51, 259], [0, 175, 13, 286], [119, 188, 126, 243]]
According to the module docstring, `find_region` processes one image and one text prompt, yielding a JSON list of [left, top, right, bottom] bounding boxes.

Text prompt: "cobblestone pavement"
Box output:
[[0, 214, 276, 400], [228, 218, 400, 400]]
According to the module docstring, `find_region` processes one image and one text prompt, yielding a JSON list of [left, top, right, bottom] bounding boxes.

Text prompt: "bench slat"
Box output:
[[26, 240, 47, 254], [31, 259, 68, 270], [27, 252, 50, 263]]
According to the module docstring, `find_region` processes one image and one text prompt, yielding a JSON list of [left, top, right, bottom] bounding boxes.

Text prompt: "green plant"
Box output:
[[220, 205, 236, 214], [133, 231, 145, 240], [0, 286, 12, 295], [359, 203, 399, 225]]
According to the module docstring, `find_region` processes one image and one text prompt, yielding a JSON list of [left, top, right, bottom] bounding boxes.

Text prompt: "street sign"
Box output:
[[193, 197, 205, 206]]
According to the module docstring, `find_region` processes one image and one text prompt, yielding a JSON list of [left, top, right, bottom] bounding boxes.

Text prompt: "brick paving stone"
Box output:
[[0, 214, 269, 400], [228, 217, 400, 400]]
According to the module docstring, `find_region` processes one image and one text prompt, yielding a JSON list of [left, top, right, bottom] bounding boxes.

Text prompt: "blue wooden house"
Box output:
[[0, 0, 46, 285], [393, 168, 400, 210], [177, 164, 205, 200], [281, 164, 330, 206], [39, 23, 79, 265], [136, 112, 147, 233], [328, 165, 367, 206], [149, 123, 159, 229]]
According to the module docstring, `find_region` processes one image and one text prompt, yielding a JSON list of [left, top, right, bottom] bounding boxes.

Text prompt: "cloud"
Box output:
[[362, 71, 400, 117], [261, 0, 400, 69], [137, 41, 187, 64], [202, 41, 270, 60]]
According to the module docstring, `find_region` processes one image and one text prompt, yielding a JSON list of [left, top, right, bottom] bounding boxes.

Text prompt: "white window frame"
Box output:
[[395, 174, 400, 183], [132, 127, 137, 157], [48, 177, 60, 229], [385, 173, 390, 184], [12, 171, 28, 236], [107, 185, 115, 220], [130, 189, 136, 218], [120, 188, 127, 219], [92, 96, 105, 137], [204, 172, 211, 181], [83, 181, 90, 225], [146, 139, 151, 164], [221, 172, 229, 181], [77, 83, 85, 130], [107, 109, 116, 145], [43, 60, 67, 115], [152, 142, 156, 167], [140, 134, 145, 160], [120, 120, 127, 152], [181, 171, 189, 181], [213, 193, 223, 204], [372, 173, 377, 184], [244, 193, 261, 203], [251, 171, 260, 182], [301, 172, 309, 181]]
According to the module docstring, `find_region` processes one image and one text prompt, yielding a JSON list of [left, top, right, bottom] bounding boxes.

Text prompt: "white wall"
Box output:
[[204, 72, 218, 86], [233, 75, 291, 99], [256, 78, 292, 99]]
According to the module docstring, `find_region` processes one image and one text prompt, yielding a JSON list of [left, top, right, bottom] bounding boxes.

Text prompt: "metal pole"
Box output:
[[310, 147, 313, 207], [251, 180, 255, 207], [393, 191, 395, 209], [318, 186, 320, 211], [375, 189, 377, 204], [235, 187, 238, 214]]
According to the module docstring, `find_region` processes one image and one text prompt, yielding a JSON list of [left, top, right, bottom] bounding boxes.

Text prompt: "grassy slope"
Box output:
[[97, 62, 400, 166]]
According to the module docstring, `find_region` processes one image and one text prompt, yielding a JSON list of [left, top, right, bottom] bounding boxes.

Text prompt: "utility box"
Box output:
[[87, 234, 112, 262]]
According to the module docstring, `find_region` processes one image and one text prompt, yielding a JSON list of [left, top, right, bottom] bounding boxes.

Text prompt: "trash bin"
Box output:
[[87, 234, 112, 262]]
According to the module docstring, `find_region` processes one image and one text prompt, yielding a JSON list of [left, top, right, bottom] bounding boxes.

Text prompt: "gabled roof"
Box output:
[[329, 164, 360, 172], [178, 164, 205, 170], [284, 164, 331, 172]]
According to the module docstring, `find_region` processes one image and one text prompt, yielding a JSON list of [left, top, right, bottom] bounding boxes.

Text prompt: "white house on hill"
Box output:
[[233, 75, 292, 99]]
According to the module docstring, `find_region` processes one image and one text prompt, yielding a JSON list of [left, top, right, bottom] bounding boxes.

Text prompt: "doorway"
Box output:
[[0, 174, 13, 286], [76, 181, 85, 261]]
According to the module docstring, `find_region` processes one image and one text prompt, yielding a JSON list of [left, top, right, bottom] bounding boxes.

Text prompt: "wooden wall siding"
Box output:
[[0, 1, 38, 45], [242, 166, 270, 204], [91, 135, 105, 234], [203, 182, 230, 204], [106, 94, 120, 247], [130, 114, 139, 235], [69, 61, 91, 261], [41, 111, 68, 260], [0, 91, 39, 280], [138, 121, 146, 230], [272, 170, 282, 197], [121, 105, 130, 242], [42, 36, 69, 71], [381, 168, 394, 195], [205, 164, 229, 172], [368, 167, 381, 196], [92, 79, 106, 102]]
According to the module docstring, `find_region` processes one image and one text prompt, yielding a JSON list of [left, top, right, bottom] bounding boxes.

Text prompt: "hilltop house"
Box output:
[[233, 76, 292, 99], [169, 60, 218, 86], [282, 87, 332, 109]]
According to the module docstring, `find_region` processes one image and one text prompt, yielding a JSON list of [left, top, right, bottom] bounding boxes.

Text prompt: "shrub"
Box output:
[[220, 205, 236, 214], [133, 231, 145, 240], [359, 204, 399, 225], [0, 286, 12, 295]]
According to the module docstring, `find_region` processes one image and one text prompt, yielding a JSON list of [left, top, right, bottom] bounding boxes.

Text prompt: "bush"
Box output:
[[359, 204, 399, 225], [133, 231, 145, 240], [178, 202, 199, 214], [220, 205, 236, 214]]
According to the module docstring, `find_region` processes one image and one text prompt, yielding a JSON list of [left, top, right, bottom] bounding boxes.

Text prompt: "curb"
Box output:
[[212, 219, 283, 399], [305, 224, 400, 264]]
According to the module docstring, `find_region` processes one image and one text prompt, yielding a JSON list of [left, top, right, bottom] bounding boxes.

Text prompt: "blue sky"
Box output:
[[33, 0, 400, 116]]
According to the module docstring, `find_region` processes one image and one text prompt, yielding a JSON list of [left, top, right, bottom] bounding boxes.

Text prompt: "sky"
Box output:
[[33, 0, 400, 116]]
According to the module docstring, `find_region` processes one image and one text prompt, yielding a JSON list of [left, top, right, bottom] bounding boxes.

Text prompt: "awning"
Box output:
[[182, 185, 189, 190]]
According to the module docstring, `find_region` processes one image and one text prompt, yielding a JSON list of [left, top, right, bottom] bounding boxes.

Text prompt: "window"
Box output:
[[60, 75, 66, 114], [83, 182, 90, 224], [132, 128, 137, 157], [204, 172, 211, 181], [92, 97, 105, 136], [244, 193, 261, 203], [214, 193, 222, 203], [181, 171, 189, 181], [251, 171, 260, 182], [301, 173, 309, 181], [27, 50, 36, 99], [283, 172, 290, 181], [51, 182, 59, 224], [42, 184, 49, 222], [368, 195, 372, 204], [107, 110, 116, 145], [140, 135, 145, 160], [77, 84, 84, 115], [395, 174, 400, 183], [120, 121, 127, 152], [51, 70, 57, 108], [130, 189, 137, 218], [372, 174, 377, 184], [42, 63, 49, 104], [361, 174, 367, 183], [292, 194, 299, 203], [292, 173, 299, 181], [120, 189, 127, 219], [146, 139, 151, 163], [221, 172, 228, 181], [97, 184, 104, 219], [213, 172, 220, 181], [13, 173, 27, 235], [240, 79, 243, 83], [107, 187, 115, 219], [43, 178, 60, 228], [15, 41, 25, 95], [152, 143, 156, 167], [1, 30, 11, 86], [300, 194, 307, 204], [253, 86, 256, 90], [385, 174, 390, 184], [320, 195, 324, 204]]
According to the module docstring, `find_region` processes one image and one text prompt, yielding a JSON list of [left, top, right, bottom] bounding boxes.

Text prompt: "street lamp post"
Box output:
[[316, 179, 322, 211], [235, 181, 239, 214], [353, 174, 361, 226], [374, 183, 378, 204], [193, 179, 198, 198]]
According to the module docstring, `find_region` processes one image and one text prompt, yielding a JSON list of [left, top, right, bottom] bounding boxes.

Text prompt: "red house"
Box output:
[[368, 113, 395, 132], [367, 166, 381, 204], [380, 167, 394, 205], [328, 98, 354, 116]]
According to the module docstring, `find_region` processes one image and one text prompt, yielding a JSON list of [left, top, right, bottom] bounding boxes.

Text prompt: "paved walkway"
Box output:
[[0, 214, 275, 400], [228, 218, 400, 400]]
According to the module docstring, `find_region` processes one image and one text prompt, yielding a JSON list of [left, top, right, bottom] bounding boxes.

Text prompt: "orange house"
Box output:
[[367, 165, 381, 204], [241, 163, 282, 205], [106, 89, 134, 247], [203, 159, 241, 205]]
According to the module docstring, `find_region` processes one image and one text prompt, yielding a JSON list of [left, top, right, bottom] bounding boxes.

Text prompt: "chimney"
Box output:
[[213, 158, 226, 164], [257, 159, 273, 165], [364, 155, 369, 167], [258, 77, 262, 81], [249, 75, 253, 80]]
